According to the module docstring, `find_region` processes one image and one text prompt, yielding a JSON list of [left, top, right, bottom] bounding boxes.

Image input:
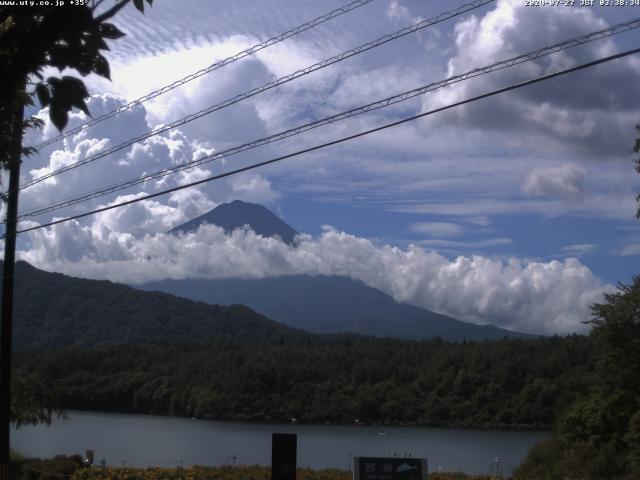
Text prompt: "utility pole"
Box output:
[[489, 456, 501, 479], [0, 99, 24, 480]]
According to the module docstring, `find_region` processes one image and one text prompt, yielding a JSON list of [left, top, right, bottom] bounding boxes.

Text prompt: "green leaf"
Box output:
[[92, 53, 110, 79], [76, 99, 91, 117], [22, 146, 38, 157], [61, 76, 89, 99], [52, 76, 89, 115], [49, 104, 68, 132], [47, 77, 61, 88], [23, 117, 45, 131], [47, 76, 91, 119], [48, 46, 73, 71], [60, 76, 90, 115], [75, 54, 93, 76], [35, 83, 51, 107], [90, 34, 110, 51], [99, 22, 125, 40], [133, 0, 144, 12]]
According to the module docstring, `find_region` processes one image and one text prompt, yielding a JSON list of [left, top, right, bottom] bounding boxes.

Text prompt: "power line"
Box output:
[[21, 0, 495, 191], [33, 0, 376, 150], [18, 17, 640, 219], [19, 17, 639, 217], [11, 46, 640, 238]]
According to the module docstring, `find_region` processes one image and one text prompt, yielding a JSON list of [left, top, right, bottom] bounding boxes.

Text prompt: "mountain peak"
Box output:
[[169, 200, 299, 245]]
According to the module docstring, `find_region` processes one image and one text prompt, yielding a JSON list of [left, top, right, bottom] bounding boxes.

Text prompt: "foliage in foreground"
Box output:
[[10, 454, 84, 480], [71, 465, 342, 480], [9, 459, 498, 480], [10, 368, 59, 428], [514, 276, 640, 480], [2, 0, 151, 432]]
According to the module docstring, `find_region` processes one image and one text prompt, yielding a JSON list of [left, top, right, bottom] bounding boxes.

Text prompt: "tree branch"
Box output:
[[91, 0, 108, 12], [94, 0, 131, 22]]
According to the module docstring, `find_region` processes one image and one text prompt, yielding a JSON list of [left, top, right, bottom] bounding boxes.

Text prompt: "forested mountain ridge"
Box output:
[[160, 200, 529, 341], [140, 275, 530, 341], [1, 257, 527, 351], [2, 261, 322, 350]]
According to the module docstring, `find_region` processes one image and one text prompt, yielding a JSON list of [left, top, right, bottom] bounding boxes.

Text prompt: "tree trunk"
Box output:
[[0, 94, 24, 480]]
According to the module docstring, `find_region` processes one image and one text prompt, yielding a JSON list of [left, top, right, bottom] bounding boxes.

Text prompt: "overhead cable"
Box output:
[[11, 46, 640, 238], [21, 0, 495, 190], [33, 0, 377, 149], [18, 17, 640, 219]]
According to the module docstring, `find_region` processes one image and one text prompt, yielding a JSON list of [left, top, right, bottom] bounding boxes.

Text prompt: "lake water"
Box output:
[[12, 410, 547, 476]]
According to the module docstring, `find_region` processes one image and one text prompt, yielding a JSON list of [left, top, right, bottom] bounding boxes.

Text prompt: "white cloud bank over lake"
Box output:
[[16, 198, 610, 336]]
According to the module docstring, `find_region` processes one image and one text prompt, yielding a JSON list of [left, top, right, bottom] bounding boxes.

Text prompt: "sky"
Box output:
[[8, 0, 640, 335]]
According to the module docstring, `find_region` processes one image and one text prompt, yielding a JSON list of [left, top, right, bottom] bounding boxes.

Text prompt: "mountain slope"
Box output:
[[2, 261, 317, 351], [169, 199, 298, 245], [140, 275, 530, 341]]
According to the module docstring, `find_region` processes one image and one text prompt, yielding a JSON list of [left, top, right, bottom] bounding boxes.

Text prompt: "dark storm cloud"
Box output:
[[420, 0, 640, 158]]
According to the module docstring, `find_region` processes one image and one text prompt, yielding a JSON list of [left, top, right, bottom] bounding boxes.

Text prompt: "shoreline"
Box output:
[[13, 410, 545, 477], [46, 408, 551, 433]]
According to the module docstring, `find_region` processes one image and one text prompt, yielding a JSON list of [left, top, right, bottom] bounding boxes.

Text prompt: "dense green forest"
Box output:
[[513, 276, 640, 479], [7, 261, 328, 349], [11, 277, 639, 480], [9, 265, 640, 478], [6, 261, 522, 347], [17, 335, 593, 429]]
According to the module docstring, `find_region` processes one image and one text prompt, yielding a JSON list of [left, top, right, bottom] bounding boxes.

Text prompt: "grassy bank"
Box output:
[[10, 456, 501, 480]]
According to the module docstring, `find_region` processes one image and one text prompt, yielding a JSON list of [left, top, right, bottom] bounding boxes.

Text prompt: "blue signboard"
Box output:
[[354, 457, 428, 480]]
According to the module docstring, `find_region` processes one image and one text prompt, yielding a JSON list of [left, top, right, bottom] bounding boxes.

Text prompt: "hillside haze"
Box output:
[[2, 261, 319, 351], [141, 275, 529, 341], [169, 199, 298, 245], [160, 200, 529, 341]]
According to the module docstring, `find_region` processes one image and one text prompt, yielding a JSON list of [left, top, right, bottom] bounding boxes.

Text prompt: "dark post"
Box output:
[[0, 100, 23, 480], [271, 433, 297, 480], [84, 450, 95, 466]]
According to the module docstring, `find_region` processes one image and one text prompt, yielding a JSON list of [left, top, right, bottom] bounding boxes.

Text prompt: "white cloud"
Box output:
[[384, 0, 440, 51], [560, 243, 597, 256], [409, 221, 465, 237], [465, 216, 491, 226], [417, 238, 512, 249], [386, 0, 416, 24], [9, 0, 631, 340], [390, 199, 556, 217], [616, 243, 640, 256], [91, 194, 186, 238], [21, 0, 637, 234], [167, 188, 217, 221], [17, 208, 610, 335], [523, 164, 585, 200], [419, 0, 640, 157], [228, 173, 280, 204], [18, 94, 277, 224]]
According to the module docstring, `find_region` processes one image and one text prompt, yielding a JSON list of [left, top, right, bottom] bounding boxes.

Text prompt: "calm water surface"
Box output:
[[12, 410, 547, 476]]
